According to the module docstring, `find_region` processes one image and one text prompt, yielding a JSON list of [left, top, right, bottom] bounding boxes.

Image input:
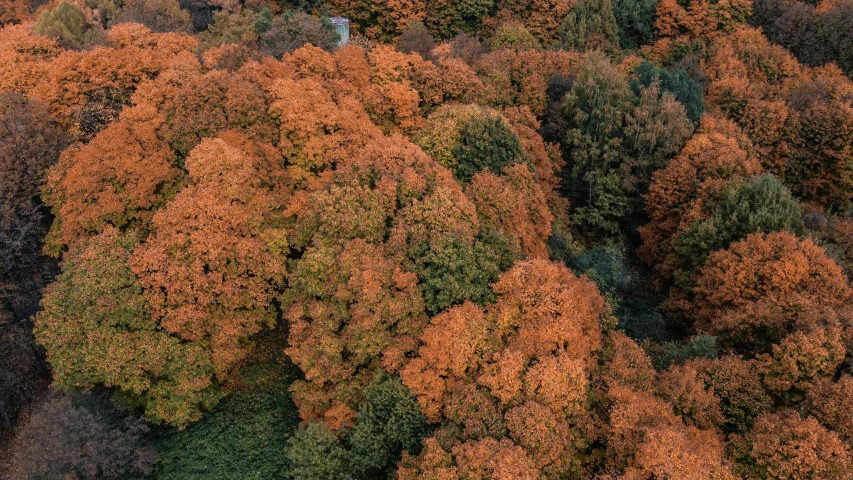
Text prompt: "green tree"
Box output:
[[563, 57, 693, 237], [415, 104, 528, 183], [410, 227, 520, 315], [284, 374, 428, 480], [623, 81, 694, 190], [630, 61, 705, 125], [34, 228, 220, 428], [611, 0, 657, 49], [198, 9, 258, 50], [453, 115, 527, 183], [34, 1, 95, 49], [553, 0, 619, 50], [348, 374, 428, 476], [672, 174, 805, 282], [563, 52, 633, 234], [491, 22, 542, 50]]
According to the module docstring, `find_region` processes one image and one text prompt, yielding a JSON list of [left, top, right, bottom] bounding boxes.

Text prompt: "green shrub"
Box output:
[[149, 361, 302, 480]]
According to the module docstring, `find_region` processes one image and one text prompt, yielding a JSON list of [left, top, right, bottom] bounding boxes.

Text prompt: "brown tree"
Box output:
[[757, 327, 846, 404], [130, 136, 287, 379], [638, 112, 761, 281], [42, 104, 181, 255], [282, 239, 427, 428], [6, 390, 158, 480], [734, 410, 853, 480], [400, 260, 609, 478], [466, 164, 553, 258], [691, 232, 850, 349], [805, 374, 853, 445]]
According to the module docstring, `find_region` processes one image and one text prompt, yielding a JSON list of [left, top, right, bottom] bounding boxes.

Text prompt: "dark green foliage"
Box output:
[[631, 61, 705, 125], [33, 1, 96, 49], [258, 10, 339, 58], [568, 244, 638, 307], [150, 361, 302, 480], [426, 0, 495, 39], [411, 227, 520, 315], [563, 52, 634, 235], [672, 174, 805, 281], [643, 334, 718, 371], [348, 374, 428, 476], [567, 244, 665, 340], [553, 0, 619, 51], [285, 422, 352, 479], [453, 115, 527, 183], [611, 0, 657, 49], [284, 374, 428, 480], [619, 311, 668, 341]]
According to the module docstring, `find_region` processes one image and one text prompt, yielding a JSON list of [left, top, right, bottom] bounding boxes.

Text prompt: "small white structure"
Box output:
[[330, 17, 350, 48]]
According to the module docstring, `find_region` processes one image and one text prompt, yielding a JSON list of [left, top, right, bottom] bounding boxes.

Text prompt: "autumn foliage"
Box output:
[[691, 232, 851, 348], [398, 260, 610, 477], [6, 2, 853, 478]]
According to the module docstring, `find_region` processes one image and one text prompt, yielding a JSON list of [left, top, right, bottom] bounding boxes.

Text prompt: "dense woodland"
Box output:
[[0, 0, 852, 477]]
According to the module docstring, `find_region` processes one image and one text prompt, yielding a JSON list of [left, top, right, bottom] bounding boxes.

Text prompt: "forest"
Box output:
[[0, 0, 852, 477]]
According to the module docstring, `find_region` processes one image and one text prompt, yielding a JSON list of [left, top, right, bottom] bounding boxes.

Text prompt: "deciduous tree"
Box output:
[[35, 228, 220, 427], [692, 232, 850, 350], [757, 327, 846, 404], [400, 260, 609, 478], [7, 390, 158, 479], [805, 374, 853, 445], [733, 410, 852, 480], [130, 136, 287, 379], [34, 1, 97, 50], [553, 0, 619, 51], [689, 356, 773, 435]]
